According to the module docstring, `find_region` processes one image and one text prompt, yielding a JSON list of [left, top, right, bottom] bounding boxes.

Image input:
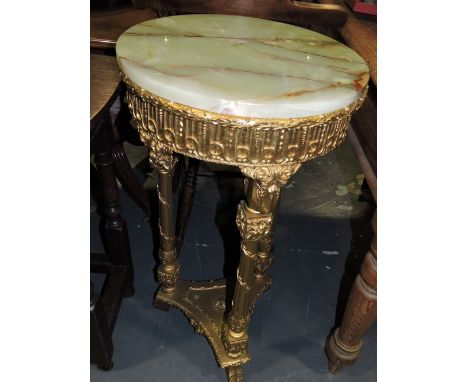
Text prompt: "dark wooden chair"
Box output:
[[91, 2, 157, 216], [90, 7, 190, 369], [90, 54, 135, 370], [91, 1, 195, 257]]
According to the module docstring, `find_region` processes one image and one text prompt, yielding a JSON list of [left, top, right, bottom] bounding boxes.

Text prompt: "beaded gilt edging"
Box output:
[[123, 75, 367, 167]]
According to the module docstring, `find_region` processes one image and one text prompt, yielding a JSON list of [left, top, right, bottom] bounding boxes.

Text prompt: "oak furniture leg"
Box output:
[[325, 212, 377, 373]]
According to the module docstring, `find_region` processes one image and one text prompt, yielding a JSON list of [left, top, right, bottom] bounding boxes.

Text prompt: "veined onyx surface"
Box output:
[[116, 14, 369, 118]]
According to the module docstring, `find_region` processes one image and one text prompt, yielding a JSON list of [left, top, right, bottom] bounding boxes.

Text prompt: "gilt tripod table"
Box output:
[[116, 14, 369, 381]]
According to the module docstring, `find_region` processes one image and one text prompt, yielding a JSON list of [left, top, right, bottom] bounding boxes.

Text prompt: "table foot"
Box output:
[[154, 277, 271, 370], [325, 329, 362, 373]]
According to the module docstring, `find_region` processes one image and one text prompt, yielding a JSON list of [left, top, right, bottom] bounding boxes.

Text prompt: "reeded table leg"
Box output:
[[149, 146, 180, 295], [222, 198, 273, 361], [222, 164, 301, 379], [325, 212, 377, 373]]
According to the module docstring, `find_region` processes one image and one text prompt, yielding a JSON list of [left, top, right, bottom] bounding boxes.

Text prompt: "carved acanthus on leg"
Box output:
[[148, 141, 178, 175], [149, 143, 180, 293], [240, 164, 301, 214], [241, 163, 301, 279], [223, 164, 301, 360], [325, 213, 377, 373]]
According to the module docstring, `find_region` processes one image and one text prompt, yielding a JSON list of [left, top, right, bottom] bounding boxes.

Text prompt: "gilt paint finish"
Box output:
[[114, 14, 370, 381], [116, 14, 369, 118]]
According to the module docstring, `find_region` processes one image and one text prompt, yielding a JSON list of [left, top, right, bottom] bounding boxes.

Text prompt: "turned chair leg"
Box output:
[[175, 158, 200, 253], [325, 212, 377, 373], [95, 112, 135, 297]]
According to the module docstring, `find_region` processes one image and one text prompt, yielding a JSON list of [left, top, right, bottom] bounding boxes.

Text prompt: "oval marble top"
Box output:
[[116, 14, 369, 119]]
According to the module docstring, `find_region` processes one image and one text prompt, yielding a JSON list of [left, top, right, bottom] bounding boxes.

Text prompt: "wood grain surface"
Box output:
[[90, 54, 121, 126], [91, 6, 158, 49], [325, 212, 376, 373]]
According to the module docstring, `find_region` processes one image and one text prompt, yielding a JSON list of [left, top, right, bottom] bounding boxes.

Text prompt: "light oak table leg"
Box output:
[[325, 212, 377, 373]]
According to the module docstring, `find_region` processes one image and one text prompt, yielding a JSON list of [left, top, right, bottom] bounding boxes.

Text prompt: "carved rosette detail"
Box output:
[[124, 75, 367, 167], [148, 142, 178, 174]]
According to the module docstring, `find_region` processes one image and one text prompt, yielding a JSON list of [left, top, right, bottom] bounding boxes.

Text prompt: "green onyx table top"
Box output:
[[116, 14, 369, 119]]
